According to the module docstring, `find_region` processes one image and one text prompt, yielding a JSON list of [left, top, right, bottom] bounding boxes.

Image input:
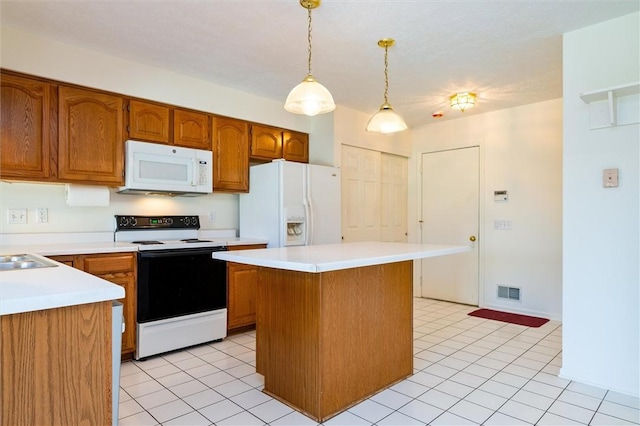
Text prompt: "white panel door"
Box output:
[[421, 147, 479, 305], [341, 145, 381, 242], [381, 153, 408, 242]]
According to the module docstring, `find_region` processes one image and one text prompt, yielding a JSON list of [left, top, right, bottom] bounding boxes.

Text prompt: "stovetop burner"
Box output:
[[132, 240, 164, 245]]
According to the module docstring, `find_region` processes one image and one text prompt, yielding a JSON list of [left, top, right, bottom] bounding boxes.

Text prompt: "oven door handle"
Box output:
[[138, 247, 227, 259]]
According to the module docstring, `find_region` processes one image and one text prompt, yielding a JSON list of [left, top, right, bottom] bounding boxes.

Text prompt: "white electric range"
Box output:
[[114, 215, 228, 360]]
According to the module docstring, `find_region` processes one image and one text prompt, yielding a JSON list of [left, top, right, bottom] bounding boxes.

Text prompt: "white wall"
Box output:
[[0, 182, 238, 233], [561, 12, 639, 396], [0, 25, 334, 234], [0, 26, 310, 132], [334, 105, 412, 165], [409, 99, 564, 320]]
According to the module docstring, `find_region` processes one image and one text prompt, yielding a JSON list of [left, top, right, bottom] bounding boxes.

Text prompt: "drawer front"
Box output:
[[83, 253, 135, 275]]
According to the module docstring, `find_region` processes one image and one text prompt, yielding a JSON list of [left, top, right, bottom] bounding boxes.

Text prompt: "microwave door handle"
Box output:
[[191, 158, 197, 186]]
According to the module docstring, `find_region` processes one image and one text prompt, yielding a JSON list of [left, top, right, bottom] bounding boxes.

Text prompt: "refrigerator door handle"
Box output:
[[304, 166, 313, 246], [304, 200, 312, 245]]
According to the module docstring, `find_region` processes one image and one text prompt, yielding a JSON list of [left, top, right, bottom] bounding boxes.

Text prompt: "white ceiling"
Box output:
[[2, 1, 639, 128]]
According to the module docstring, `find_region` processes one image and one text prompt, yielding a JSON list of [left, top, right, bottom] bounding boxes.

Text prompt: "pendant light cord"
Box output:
[[307, 5, 313, 76], [383, 44, 389, 104]]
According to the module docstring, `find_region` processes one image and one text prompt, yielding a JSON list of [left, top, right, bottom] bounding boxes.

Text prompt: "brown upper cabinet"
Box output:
[[250, 124, 283, 161], [250, 124, 309, 164], [127, 99, 170, 143], [173, 109, 211, 150], [0, 73, 55, 181], [58, 86, 124, 185], [1, 70, 306, 190], [283, 130, 309, 163], [212, 116, 249, 192], [127, 99, 211, 149]]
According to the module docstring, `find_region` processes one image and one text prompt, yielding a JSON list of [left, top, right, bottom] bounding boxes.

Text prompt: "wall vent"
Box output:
[[497, 285, 521, 301]]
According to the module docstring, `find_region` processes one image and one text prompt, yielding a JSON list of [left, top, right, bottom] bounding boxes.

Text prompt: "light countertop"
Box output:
[[0, 231, 267, 316], [212, 241, 471, 273], [0, 231, 268, 256], [0, 254, 125, 315]]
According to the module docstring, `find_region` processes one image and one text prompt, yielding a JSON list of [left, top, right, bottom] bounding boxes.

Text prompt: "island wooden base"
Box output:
[[256, 261, 413, 421], [1, 301, 112, 426]]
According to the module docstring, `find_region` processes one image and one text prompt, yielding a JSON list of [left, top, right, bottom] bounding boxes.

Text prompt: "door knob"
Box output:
[[469, 236, 476, 242]]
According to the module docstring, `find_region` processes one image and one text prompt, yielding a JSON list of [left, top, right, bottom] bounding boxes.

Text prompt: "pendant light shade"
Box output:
[[366, 102, 408, 134], [284, 0, 335, 116], [366, 38, 407, 134], [285, 74, 335, 116]]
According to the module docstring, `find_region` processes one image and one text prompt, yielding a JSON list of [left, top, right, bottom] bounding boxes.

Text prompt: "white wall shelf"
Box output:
[[580, 82, 640, 129]]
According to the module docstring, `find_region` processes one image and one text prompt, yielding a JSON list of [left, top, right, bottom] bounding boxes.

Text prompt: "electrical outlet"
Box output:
[[208, 211, 216, 223], [36, 208, 48, 223], [7, 208, 27, 224]]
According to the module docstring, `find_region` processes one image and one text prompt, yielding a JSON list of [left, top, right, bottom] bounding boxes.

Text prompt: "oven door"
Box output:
[[137, 247, 227, 323]]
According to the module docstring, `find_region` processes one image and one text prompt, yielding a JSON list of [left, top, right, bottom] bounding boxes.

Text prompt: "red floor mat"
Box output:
[[468, 308, 549, 327]]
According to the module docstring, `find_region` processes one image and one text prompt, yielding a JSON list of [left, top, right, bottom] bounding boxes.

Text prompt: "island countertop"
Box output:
[[212, 241, 471, 273], [0, 254, 125, 316]]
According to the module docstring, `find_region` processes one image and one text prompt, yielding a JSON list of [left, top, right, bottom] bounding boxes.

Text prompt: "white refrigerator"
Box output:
[[239, 160, 341, 247]]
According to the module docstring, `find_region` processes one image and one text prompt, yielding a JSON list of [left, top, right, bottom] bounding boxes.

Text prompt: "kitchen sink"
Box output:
[[0, 254, 58, 271]]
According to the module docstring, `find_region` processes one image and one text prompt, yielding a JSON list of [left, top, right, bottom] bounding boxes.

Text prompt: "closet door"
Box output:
[[341, 145, 381, 242]]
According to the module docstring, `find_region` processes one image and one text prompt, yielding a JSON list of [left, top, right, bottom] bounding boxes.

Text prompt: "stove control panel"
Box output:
[[115, 215, 201, 230]]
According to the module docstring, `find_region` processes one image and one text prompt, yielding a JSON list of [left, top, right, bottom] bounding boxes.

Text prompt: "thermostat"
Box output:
[[603, 168, 619, 188], [494, 190, 508, 201]]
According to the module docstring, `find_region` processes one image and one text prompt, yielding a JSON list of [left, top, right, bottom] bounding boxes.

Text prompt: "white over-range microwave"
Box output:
[[117, 140, 213, 196]]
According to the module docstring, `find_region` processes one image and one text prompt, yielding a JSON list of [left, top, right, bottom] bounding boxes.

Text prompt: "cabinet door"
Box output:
[[58, 86, 124, 184], [127, 99, 170, 143], [226, 244, 266, 331], [0, 73, 53, 180], [283, 130, 309, 163], [80, 253, 137, 356], [250, 124, 282, 161], [212, 116, 249, 192], [227, 262, 258, 329], [174, 109, 210, 149], [101, 273, 136, 354]]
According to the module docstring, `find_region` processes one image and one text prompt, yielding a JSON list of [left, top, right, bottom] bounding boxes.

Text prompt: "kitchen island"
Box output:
[[213, 242, 469, 421], [0, 254, 124, 426]]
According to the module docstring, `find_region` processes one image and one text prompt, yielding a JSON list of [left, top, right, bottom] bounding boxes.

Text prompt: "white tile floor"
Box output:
[[118, 298, 640, 425]]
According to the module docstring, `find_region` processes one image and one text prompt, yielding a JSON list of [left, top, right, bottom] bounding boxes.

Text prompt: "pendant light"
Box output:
[[366, 38, 407, 134], [284, 0, 335, 116]]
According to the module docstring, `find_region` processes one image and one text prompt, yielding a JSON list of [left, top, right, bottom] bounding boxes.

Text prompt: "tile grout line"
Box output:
[[118, 300, 638, 426]]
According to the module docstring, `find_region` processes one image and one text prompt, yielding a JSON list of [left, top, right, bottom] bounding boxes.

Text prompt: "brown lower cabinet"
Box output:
[[227, 244, 267, 332], [48, 252, 136, 357]]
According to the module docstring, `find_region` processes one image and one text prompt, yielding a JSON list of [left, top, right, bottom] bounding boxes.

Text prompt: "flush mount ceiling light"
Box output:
[[284, 0, 335, 117], [366, 38, 408, 135], [450, 92, 477, 112]]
